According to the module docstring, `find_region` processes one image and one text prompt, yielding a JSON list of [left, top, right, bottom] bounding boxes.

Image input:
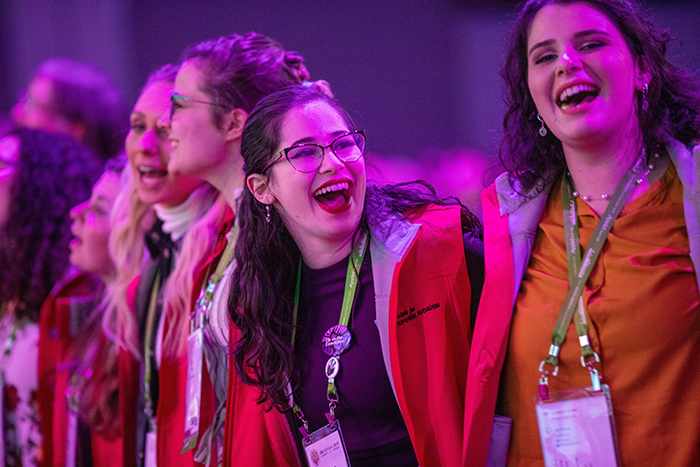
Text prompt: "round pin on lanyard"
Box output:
[[287, 229, 369, 467]]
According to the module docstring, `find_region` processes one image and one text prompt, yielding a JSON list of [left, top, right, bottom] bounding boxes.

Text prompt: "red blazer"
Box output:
[[156, 208, 235, 467], [39, 267, 123, 467], [223, 206, 473, 466]]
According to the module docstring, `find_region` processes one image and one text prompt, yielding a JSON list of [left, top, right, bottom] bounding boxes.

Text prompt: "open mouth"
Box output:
[[313, 181, 351, 209], [557, 84, 599, 110], [138, 165, 168, 179]]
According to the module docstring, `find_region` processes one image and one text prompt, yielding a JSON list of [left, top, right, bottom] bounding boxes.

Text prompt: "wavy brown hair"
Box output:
[[0, 127, 101, 321], [500, 0, 700, 195], [228, 86, 482, 410]]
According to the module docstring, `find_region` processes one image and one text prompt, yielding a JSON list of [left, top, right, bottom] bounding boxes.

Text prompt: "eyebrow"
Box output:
[[528, 29, 612, 57], [289, 130, 350, 147]]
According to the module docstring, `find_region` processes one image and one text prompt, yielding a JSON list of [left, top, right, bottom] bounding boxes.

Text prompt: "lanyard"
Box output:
[[288, 229, 369, 439], [143, 269, 162, 429], [539, 151, 652, 396], [192, 224, 239, 331]]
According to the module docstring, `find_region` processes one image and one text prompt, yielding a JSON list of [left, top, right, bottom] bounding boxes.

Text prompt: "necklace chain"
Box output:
[[570, 151, 660, 202]]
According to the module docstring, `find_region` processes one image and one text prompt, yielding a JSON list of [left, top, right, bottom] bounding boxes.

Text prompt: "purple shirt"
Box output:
[[293, 250, 418, 466]]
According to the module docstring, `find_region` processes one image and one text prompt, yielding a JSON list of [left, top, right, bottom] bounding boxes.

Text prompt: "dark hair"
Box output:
[[500, 0, 700, 195], [34, 58, 129, 162], [0, 127, 102, 321], [228, 85, 481, 410], [181, 32, 310, 128]]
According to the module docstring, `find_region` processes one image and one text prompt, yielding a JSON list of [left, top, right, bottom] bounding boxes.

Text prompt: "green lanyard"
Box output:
[[539, 151, 652, 395], [193, 224, 239, 331], [143, 269, 162, 430], [288, 229, 369, 437]]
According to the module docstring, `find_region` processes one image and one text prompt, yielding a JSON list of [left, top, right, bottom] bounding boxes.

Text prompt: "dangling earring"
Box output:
[[642, 83, 649, 111], [265, 204, 271, 223], [537, 113, 547, 137]]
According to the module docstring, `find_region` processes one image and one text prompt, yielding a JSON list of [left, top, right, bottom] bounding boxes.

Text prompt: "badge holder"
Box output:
[[303, 420, 351, 467], [535, 383, 620, 466], [182, 325, 204, 453]]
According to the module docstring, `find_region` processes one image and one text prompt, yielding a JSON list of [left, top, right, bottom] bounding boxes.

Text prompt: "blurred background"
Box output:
[[1, 0, 698, 215]]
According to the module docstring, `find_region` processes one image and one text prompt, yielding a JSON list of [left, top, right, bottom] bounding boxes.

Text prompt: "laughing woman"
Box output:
[[463, 1, 700, 466], [228, 85, 483, 466]]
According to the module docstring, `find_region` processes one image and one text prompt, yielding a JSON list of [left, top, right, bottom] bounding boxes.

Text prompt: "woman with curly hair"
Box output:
[[228, 85, 483, 466], [463, 1, 700, 465], [0, 126, 101, 466]]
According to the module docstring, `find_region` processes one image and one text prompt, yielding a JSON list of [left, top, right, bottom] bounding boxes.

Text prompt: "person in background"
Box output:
[[0, 126, 101, 466], [102, 64, 216, 467], [228, 85, 483, 466], [41, 154, 127, 467], [12, 58, 128, 162], [463, 0, 700, 465], [157, 32, 328, 467]]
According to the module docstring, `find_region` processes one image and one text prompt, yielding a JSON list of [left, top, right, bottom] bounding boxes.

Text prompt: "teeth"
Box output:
[[313, 182, 349, 197], [559, 83, 597, 104], [138, 166, 166, 175]]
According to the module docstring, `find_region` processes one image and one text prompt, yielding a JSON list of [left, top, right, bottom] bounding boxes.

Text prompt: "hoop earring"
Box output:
[[537, 113, 547, 137], [265, 204, 271, 223], [642, 83, 649, 111]]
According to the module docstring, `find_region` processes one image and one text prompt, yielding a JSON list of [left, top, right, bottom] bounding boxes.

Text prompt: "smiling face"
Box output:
[[167, 60, 231, 182], [69, 171, 121, 279], [527, 2, 647, 151], [0, 135, 20, 230], [259, 100, 366, 254], [125, 80, 204, 207]]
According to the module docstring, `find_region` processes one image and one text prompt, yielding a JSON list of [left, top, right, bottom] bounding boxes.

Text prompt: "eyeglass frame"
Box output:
[[262, 130, 366, 174], [169, 93, 228, 120]]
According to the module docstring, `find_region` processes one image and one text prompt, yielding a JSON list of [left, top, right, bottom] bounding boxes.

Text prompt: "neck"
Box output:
[[206, 145, 245, 210], [564, 135, 642, 199], [297, 234, 355, 270]]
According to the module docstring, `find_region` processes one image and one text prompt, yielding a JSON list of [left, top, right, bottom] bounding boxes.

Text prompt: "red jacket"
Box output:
[[223, 205, 474, 466], [156, 207, 235, 467], [39, 267, 123, 467]]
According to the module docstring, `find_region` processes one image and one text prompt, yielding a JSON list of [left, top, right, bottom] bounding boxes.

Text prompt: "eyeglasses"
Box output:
[[169, 93, 227, 120], [263, 130, 366, 173]]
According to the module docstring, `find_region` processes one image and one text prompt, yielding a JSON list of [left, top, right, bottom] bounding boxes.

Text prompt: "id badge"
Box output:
[[65, 409, 78, 467], [145, 430, 158, 467], [535, 384, 620, 466], [303, 421, 351, 467], [182, 328, 204, 453]]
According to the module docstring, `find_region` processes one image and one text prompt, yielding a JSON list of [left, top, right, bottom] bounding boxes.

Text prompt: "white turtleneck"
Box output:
[[153, 184, 218, 241]]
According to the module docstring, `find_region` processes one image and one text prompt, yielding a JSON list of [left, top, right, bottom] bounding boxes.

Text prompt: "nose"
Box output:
[[138, 129, 159, 154], [556, 44, 581, 76], [70, 200, 89, 221], [157, 111, 171, 135], [318, 146, 346, 174]]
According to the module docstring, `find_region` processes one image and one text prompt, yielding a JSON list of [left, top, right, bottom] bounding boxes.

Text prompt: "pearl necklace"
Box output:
[[570, 150, 660, 201]]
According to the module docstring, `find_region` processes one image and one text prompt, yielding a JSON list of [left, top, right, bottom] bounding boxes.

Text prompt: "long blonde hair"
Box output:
[[161, 195, 230, 358]]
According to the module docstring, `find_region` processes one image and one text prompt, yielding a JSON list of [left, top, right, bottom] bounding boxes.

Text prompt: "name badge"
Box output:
[[145, 430, 158, 467], [535, 384, 620, 466], [182, 328, 204, 453], [303, 421, 350, 467]]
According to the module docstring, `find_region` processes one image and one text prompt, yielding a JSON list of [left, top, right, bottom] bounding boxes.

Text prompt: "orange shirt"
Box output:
[[499, 162, 700, 467]]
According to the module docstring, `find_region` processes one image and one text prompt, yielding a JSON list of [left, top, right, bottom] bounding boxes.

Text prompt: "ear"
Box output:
[[635, 57, 651, 91], [246, 173, 276, 205], [223, 108, 249, 142]]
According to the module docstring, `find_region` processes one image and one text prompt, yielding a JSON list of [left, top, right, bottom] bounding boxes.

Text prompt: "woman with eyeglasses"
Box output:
[[102, 64, 218, 467], [152, 33, 329, 467], [463, 1, 700, 466], [226, 85, 483, 466]]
